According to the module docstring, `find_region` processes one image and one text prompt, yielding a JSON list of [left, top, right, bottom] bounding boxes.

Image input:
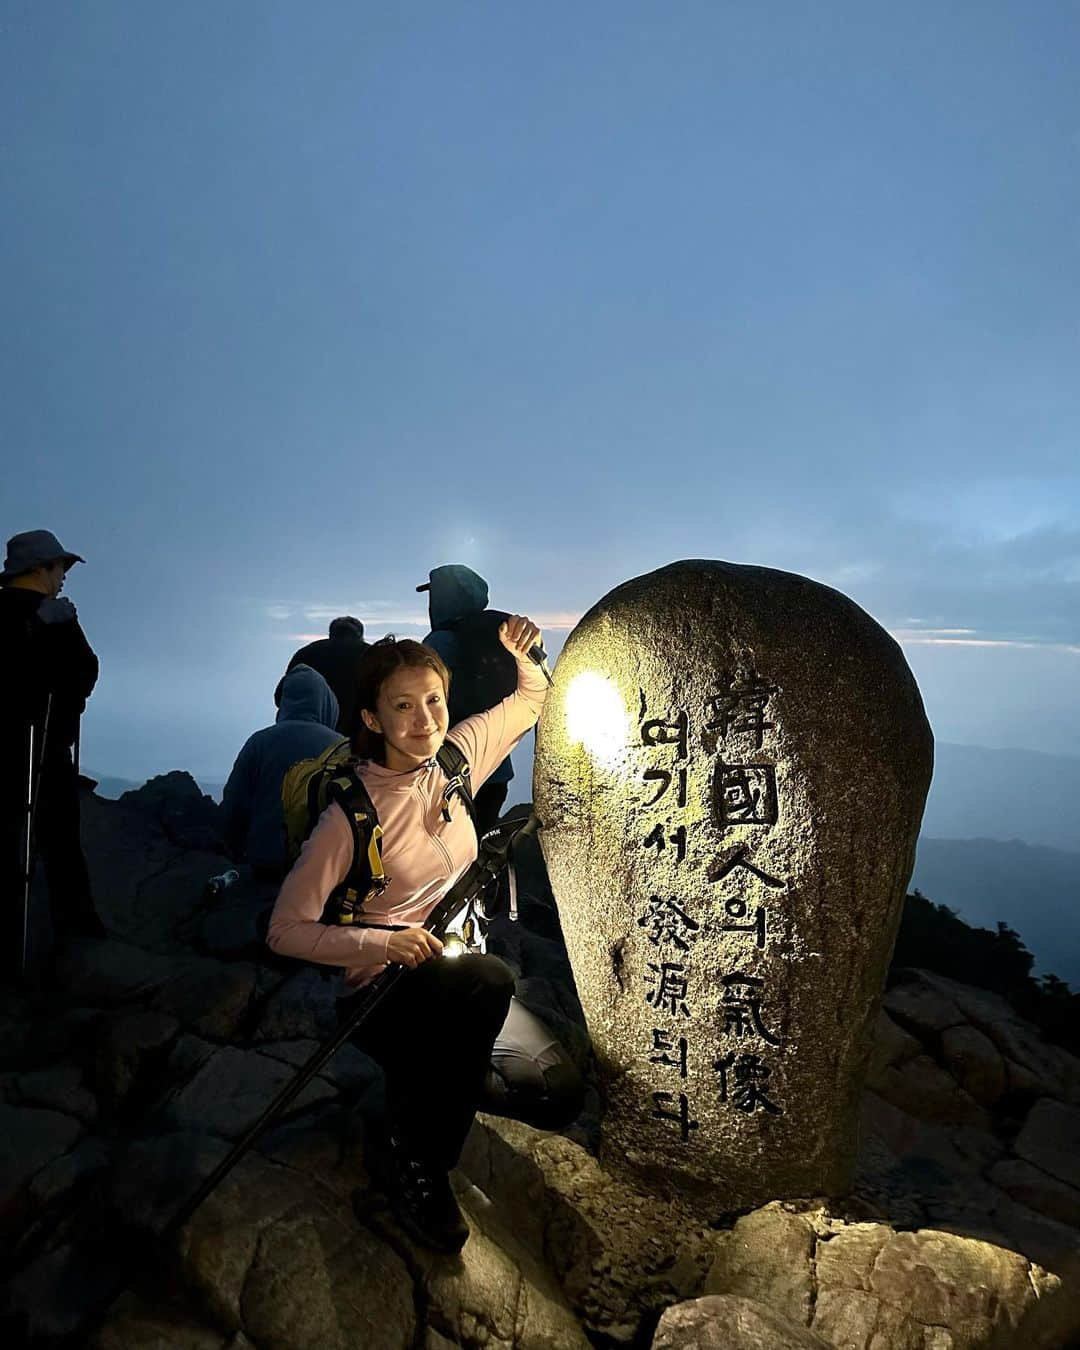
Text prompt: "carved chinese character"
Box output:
[[652, 1091, 699, 1142], [638, 896, 700, 952], [717, 896, 767, 949], [704, 672, 779, 751], [641, 766, 688, 809], [719, 972, 782, 1046], [643, 821, 688, 863], [708, 847, 785, 888], [714, 1052, 781, 1115], [645, 960, 692, 1017], [714, 762, 778, 828], [649, 1028, 689, 1078]]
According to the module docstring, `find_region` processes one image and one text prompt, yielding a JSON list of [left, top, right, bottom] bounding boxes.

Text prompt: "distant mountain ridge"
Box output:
[[912, 835, 1080, 986], [921, 743, 1079, 853], [87, 770, 226, 802]]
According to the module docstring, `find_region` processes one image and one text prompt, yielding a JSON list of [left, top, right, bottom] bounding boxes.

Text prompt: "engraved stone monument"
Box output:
[[535, 560, 933, 1210]]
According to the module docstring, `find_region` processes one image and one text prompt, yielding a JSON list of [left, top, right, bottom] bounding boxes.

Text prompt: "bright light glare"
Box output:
[[565, 672, 629, 765], [442, 935, 466, 959]]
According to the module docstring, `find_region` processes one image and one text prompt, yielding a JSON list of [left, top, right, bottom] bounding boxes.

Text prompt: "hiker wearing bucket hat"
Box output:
[[0, 528, 86, 586], [1, 529, 105, 981]]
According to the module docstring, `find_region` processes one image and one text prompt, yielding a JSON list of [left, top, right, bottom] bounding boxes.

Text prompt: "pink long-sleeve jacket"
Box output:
[[266, 658, 548, 988]]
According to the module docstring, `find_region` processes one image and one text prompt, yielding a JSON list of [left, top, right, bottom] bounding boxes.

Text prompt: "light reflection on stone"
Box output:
[[565, 672, 629, 766]]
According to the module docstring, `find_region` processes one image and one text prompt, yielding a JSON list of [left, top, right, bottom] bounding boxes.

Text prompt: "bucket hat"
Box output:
[[0, 529, 85, 583]]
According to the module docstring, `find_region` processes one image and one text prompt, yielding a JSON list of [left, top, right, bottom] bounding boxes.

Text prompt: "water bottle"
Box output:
[[205, 868, 240, 898]]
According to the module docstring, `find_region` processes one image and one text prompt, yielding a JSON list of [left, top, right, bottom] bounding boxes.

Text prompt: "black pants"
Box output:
[[2, 744, 100, 980], [339, 955, 583, 1170], [34, 750, 98, 931]]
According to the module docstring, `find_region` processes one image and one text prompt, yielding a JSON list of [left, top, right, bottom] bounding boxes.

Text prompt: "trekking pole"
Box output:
[[159, 810, 541, 1244], [20, 693, 52, 984]]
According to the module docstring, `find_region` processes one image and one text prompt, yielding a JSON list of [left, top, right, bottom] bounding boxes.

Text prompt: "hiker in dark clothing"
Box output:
[[274, 616, 368, 736], [0, 530, 105, 979], [419, 566, 519, 835], [222, 665, 343, 880]]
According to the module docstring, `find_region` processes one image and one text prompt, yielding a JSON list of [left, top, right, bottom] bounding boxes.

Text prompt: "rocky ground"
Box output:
[[2, 775, 1078, 1348]]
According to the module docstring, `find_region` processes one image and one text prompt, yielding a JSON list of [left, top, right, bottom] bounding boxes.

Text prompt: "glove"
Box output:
[[38, 597, 77, 625]]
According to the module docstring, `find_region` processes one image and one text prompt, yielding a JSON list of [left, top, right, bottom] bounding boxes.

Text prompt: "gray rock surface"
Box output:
[[119, 770, 225, 853], [990, 1158, 1080, 1228], [14, 1061, 98, 1124], [238, 1214, 350, 1350], [162, 1045, 336, 1138], [6, 782, 1080, 1350], [254, 967, 337, 1041], [153, 958, 257, 1039], [1016, 1099, 1080, 1190], [459, 1116, 712, 1341], [883, 973, 965, 1035], [54, 939, 182, 1006], [94, 1007, 181, 1111], [0, 1103, 84, 1199], [535, 560, 932, 1210], [92, 1292, 227, 1349], [703, 1203, 815, 1323], [940, 1024, 1007, 1106], [886, 968, 1080, 1105], [653, 1294, 831, 1349], [29, 1135, 111, 1209], [5, 1242, 134, 1344], [702, 1200, 1068, 1350], [175, 1152, 311, 1331], [869, 1052, 992, 1129]]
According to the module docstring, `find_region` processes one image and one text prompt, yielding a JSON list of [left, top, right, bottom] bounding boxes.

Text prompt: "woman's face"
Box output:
[[361, 664, 449, 771]]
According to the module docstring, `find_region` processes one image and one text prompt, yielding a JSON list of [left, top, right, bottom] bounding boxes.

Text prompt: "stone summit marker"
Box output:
[[535, 560, 933, 1211]]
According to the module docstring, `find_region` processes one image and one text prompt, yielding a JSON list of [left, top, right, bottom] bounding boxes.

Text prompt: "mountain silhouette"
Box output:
[[912, 835, 1080, 985], [922, 743, 1079, 853]]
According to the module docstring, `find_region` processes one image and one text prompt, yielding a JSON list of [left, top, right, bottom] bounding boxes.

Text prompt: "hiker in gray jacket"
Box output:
[[221, 666, 342, 879]]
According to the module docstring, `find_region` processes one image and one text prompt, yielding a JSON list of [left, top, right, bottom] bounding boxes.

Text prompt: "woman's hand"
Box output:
[[385, 927, 444, 968], [498, 614, 543, 663]]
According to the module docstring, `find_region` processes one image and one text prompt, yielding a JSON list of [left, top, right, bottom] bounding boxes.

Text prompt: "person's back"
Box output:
[[0, 583, 98, 753], [0, 529, 103, 974], [420, 565, 517, 832], [222, 665, 343, 877], [274, 616, 368, 735]]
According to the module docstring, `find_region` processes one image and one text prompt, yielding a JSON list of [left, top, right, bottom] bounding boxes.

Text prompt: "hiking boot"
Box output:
[[370, 1129, 468, 1254]]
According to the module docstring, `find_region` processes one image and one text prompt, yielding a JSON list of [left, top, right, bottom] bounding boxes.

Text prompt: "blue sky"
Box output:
[[3, 1, 1078, 786]]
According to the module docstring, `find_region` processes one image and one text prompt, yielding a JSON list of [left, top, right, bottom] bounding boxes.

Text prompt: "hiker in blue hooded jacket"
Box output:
[[419, 565, 521, 834], [221, 665, 342, 879]]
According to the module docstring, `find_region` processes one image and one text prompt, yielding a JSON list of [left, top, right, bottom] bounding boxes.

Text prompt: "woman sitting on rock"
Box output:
[[267, 618, 583, 1253]]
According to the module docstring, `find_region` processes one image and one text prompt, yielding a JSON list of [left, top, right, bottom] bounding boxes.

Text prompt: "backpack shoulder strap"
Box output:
[[437, 739, 475, 826], [321, 766, 388, 924]]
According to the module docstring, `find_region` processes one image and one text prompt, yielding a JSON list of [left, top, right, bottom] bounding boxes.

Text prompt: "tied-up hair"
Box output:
[[351, 637, 451, 761]]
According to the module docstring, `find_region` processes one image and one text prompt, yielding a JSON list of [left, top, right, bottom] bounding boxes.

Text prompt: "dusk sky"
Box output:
[[4, 1, 1078, 793]]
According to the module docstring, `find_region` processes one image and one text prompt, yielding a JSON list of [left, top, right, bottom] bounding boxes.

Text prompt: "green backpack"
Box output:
[[281, 739, 475, 926]]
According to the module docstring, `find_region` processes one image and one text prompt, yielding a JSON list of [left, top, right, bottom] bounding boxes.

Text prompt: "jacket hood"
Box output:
[[276, 664, 340, 729], [425, 564, 489, 629]]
